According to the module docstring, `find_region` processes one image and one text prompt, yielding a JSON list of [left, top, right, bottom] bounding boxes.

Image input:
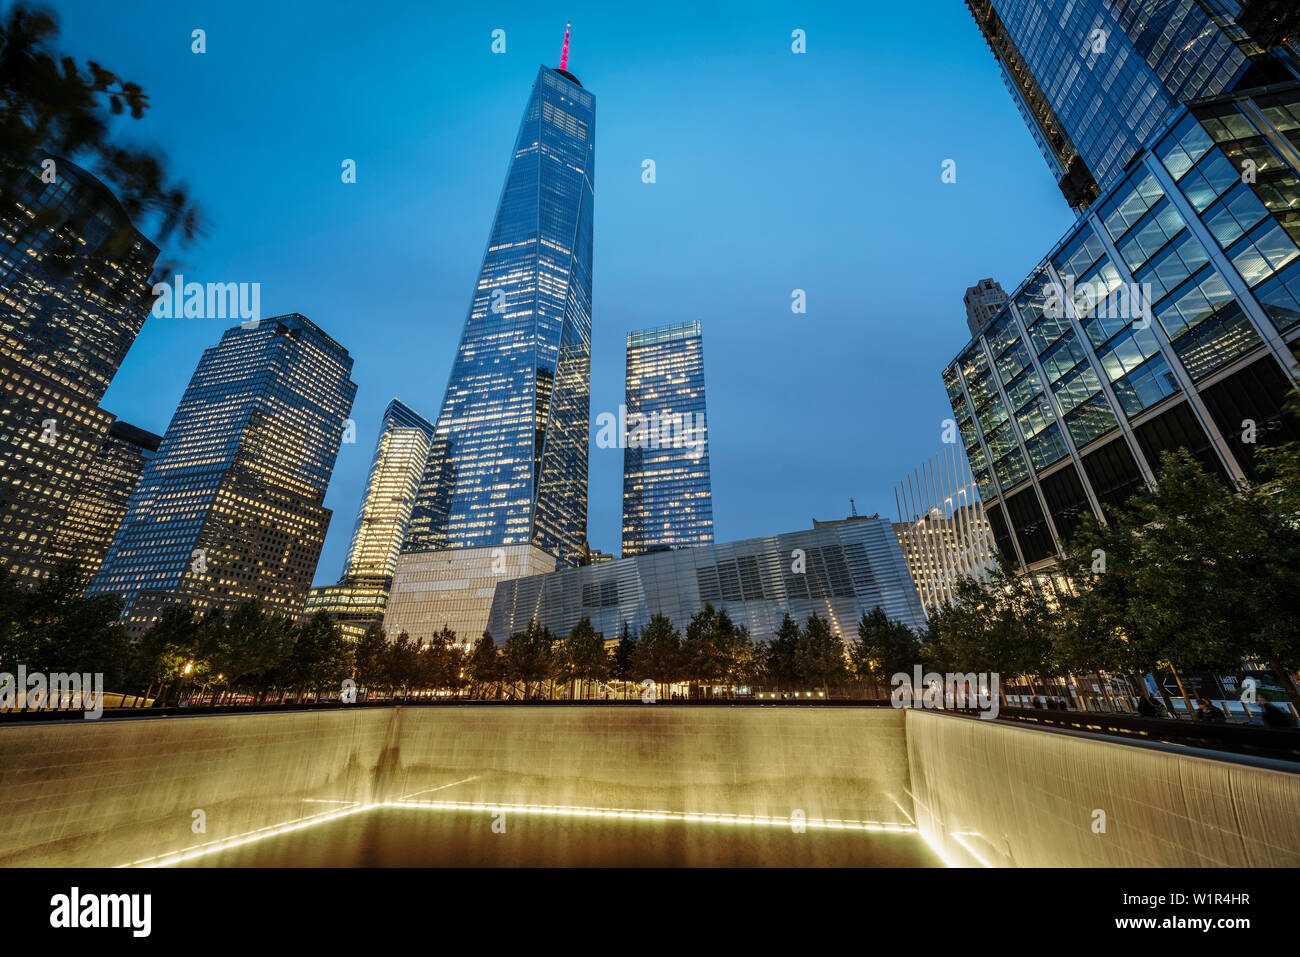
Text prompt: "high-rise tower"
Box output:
[[307, 398, 434, 638], [0, 157, 158, 581], [966, 0, 1300, 208], [88, 314, 356, 633], [388, 38, 595, 645], [621, 321, 714, 557]]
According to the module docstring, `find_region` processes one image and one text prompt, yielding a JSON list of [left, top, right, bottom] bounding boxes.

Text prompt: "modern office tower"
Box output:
[[487, 516, 925, 645], [87, 315, 356, 633], [965, 279, 1009, 338], [47, 419, 161, 583], [307, 399, 434, 638], [943, 83, 1300, 573], [621, 321, 714, 557], [891, 447, 998, 616], [388, 51, 595, 645], [966, 0, 1300, 208], [0, 156, 158, 582]]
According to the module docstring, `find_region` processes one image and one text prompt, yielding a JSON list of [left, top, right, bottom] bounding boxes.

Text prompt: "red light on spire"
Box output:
[[560, 22, 570, 71]]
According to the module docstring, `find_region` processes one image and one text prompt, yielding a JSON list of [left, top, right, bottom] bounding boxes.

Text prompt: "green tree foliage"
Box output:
[[852, 606, 922, 693], [558, 617, 608, 699], [0, 2, 202, 268], [630, 613, 682, 687], [468, 633, 502, 699], [794, 612, 848, 695], [503, 620, 556, 699]]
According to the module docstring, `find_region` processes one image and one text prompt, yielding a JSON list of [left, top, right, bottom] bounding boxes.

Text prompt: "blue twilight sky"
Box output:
[[49, 0, 1075, 583]]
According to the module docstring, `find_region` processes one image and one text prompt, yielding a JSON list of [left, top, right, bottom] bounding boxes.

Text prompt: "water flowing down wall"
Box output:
[[0, 706, 912, 867], [906, 710, 1300, 867], [1, 705, 1296, 867]]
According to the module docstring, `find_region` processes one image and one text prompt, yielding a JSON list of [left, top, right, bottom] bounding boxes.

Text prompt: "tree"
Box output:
[[0, 2, 202, 274], [794, 613, 848, 696], [852, 606, 921, 696], [559, 617, 607, 699], [630, 613, 682, 691], [502, 620, 555, 699], [763, 613, 801, 691], [610, 622, 636, 697], [468, 633, 502, 699], [352, 623, 387, 700]]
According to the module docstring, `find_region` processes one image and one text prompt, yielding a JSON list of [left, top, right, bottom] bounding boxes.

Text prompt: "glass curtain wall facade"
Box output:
[[621, 321, 713, 556], [47, 419, 160, 582], [943, 85, 1300, 571], [488, 517, 925, 646], [0, 156, 158, 581], [966, 0, 1300, 207], [88, 314, 357, 632], [404, 64, 595, 566], [308, 398, 434, 637]]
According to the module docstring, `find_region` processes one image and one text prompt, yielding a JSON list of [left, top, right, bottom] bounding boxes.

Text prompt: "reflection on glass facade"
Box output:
[[309, 398, 433, 637], [943, 85, 1300, 570], [488, 517, 925, 646], [966, 0, 1299, 207], [622, 321, 713, 557], [405, 64, 595, 567], [87, 314, 356, 633], [0, 156, 158, 581], [47, 419, 160, 583]]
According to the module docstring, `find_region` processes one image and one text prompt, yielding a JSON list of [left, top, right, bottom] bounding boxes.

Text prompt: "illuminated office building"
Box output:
[[47, 419, 161, 583], [307, 399, 433, 638], [891, 447, 998, 615], [621, 321, 713, 557], [966, 0, 1300, 208], [488, 517, 925, 645], [388, 48, 595, 645], [0, 156, 157, 581], [943, 84, 1300, 571], [87, 314, 356, 633]]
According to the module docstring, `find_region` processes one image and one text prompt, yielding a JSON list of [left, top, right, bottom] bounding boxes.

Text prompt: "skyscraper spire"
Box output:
[[559, 22, 570, 71]]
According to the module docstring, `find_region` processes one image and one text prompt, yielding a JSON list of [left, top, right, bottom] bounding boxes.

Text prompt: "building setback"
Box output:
[[47, 419, 161, 583], [487, 516, 926, 646], [0, 156, 158, 582], [943, 84, 1300, 572], [622, 321, 713, 557], [87, 314, 356, 633], [387, 52, 595, 646]]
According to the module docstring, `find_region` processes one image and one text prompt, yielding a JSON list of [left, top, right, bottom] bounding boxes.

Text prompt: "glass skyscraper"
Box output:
[[88, 314, 356, 632], [404, 63, 595, 564], [943, 83, 1300, 572], [966, 0, 1300, 207], [0, 156, 158, 581], [308, 398, 433, 637], [387, 58, 594, 646], [621, 321, 714, 556]]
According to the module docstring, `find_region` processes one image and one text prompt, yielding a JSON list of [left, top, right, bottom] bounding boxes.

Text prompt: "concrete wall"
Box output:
[[906, 709, 1300, 867], [0, 706, 911, 867]]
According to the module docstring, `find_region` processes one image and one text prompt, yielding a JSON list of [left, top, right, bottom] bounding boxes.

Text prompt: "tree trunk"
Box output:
[[1168, 662, 1194, 718], [1268, 657, 1300, 712]]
